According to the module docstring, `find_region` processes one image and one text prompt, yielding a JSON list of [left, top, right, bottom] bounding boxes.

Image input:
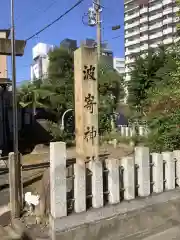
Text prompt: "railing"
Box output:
[[50, 142, 180, 219]]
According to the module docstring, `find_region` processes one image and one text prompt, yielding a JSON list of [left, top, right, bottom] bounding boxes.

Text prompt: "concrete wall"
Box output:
[[49, 142, 180, 239], [51, 190, 180, 240]]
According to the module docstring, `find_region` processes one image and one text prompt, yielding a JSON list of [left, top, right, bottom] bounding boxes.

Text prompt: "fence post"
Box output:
[[151, 153, 163, 193], [74, 160, 86, 213], [139, 126, 144, 136], [50, 142, 67, 218], [173, 150, 180, 187], [121, 126, 126, 137], [89, 160, 103, 208], [129, 127, 133, 137], [9, 152, 22, 218], [162, 152, 175, 190], [106, 159, 120, 204], [125, 127, 129, 137], [121, 156, 135, 200], [135, 147, 150, 197]]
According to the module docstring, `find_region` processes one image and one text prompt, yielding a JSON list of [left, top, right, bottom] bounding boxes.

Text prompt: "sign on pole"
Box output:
[[74, 46, 99, 162]]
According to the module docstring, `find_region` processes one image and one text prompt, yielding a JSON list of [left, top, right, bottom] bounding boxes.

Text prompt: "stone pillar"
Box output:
[[106, 159, 120, 204], [174, 150, 180, 186], [89, 160, 103, 208], [151, 153, 163, 193], [74, 160, 86, 213], [162, 152, 175, 190], [135, 147, 150, 197], [74, 46, 103, 209], [50, 142, 67, 218], [121, 156, 135, 200], [125, 127, 129, 137]]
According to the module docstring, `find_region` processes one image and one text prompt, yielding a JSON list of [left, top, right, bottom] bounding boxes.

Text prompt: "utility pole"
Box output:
[[95, 0, 102, 61], [10, 0, 22, 218]]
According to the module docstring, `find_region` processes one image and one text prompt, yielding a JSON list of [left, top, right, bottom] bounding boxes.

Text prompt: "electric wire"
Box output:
[[25, 0, 84, 41]]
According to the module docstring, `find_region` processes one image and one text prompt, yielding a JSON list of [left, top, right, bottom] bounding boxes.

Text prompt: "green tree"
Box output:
[[18, 79, 53, 116], [98, 64, 124, 134], [144, 42, 180, 151], [43, 47, 74, 122], [19, 47, 124, 141], [127, 46, 167, 117]]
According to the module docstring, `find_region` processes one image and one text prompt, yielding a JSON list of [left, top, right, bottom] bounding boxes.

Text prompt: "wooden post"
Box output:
[[74, 46, 103, 209], [74, 46, 99, 160], [8, 152, 22, 218]]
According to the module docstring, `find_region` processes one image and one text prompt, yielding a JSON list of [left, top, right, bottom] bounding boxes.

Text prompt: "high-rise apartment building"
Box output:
[[113, 57, 125, 74], [124, 0, 179, 82]]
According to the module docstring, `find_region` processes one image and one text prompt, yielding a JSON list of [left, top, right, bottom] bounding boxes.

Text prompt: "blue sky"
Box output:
[[0, 0, 124, 84]]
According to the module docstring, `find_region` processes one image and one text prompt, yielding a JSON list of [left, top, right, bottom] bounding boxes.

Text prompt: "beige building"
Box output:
[[0, 30, 10, 80]]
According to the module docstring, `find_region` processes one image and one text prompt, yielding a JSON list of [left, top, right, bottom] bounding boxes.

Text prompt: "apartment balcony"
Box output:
[[125, 21, 139, 30], [125, 38, 140, 47], [126, 30, 139, 38], [125, 12, 139, 21], [149, 22, 163, 31], [163, 27, 173, 35], [163, 17, 173, 25], [149, 3, 162, 12], [140, 7, 148, 14], [163, 8, 173, 15], [149, 32, 163, 40], [124, 0, 134, 5], [125, 5, 138, 13], [149, 13, 162, 21], [140, 16, 148, 24], [141, 35, 149, 41], [163, 0, 173, 5], [140, 25, 148, 32], [125, 48, 140, 56]]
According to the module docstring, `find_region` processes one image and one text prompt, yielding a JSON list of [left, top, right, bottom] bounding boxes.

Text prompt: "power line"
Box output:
[[26, 0, 84, 41], [16, 0, 57, 23]]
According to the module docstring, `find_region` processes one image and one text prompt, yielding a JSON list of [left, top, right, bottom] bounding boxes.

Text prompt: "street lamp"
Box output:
[[60, 109, 73, 131]]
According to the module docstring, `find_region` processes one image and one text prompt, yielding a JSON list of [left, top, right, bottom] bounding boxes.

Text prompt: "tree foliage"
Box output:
[[19, 47, 124, 141], [144, 43, 180, 151], [127, 46, 167, 117]]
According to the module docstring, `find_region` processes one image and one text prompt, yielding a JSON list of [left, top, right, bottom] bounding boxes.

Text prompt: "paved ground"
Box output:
[[143, 225, 180, 240]]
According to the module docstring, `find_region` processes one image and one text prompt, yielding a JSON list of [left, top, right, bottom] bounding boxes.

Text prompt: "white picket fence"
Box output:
[[50, 142, 180, 219], [118, 125, 149, 137]]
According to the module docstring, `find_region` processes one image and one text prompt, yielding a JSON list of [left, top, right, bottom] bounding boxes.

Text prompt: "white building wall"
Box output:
[[31, 43, 54, 82], [113, 57, 125, 74]]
